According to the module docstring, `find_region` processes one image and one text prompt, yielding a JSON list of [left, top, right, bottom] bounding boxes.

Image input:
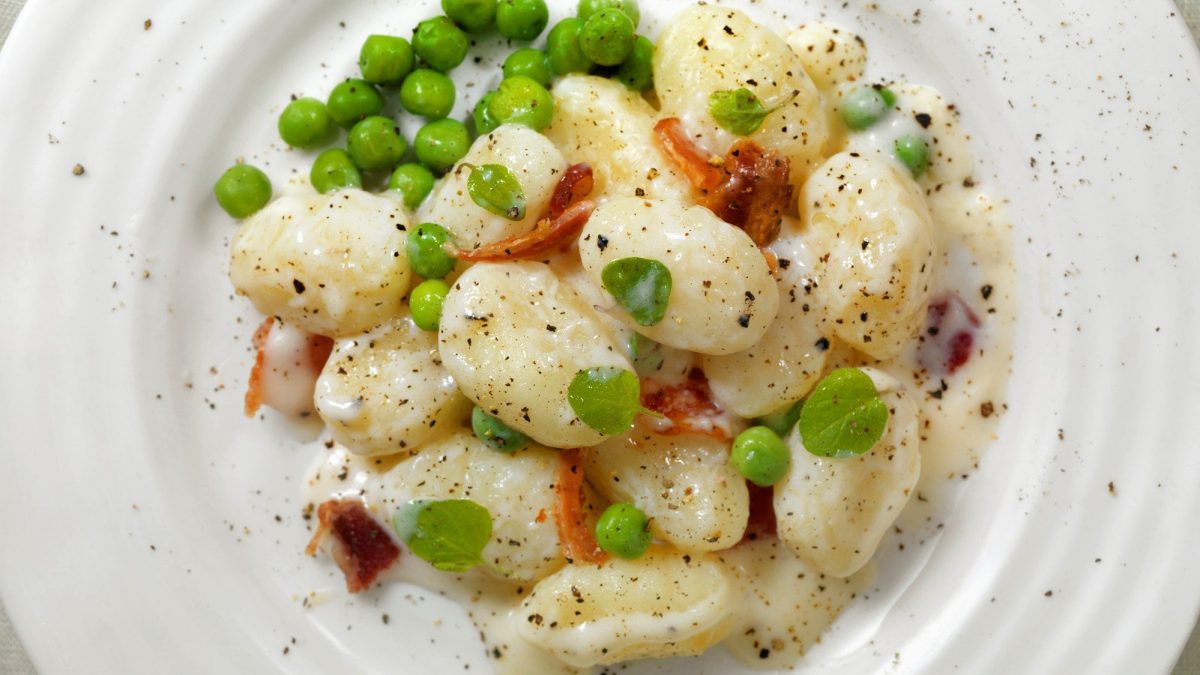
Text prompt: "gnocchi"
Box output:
[[438, 261, 632, 449], [229, 188, 411, 337], [579, 197, 779, 355], [786, 22, 868, 92], [419, 124, 568, 251], [314, 313, 472, 457], [654, 6, 830, 184], [585, 430, 748, 551], [516, 546, 738, 667], [773, 368, 920, 577], [803, 152, 936, 360]]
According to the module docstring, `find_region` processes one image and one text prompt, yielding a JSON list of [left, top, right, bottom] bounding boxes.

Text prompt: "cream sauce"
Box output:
[[258, 321, 323, 417]]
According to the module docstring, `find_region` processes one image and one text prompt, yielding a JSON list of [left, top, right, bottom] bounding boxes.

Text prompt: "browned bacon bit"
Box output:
[[761, 248, 780, 277], [653, 117, 792, 247], [453, 200, 596, 262], [305, 499, 401, 593], [741, 481, 777, 543], [641, 368, 731, 441], [549, 163, 594, 219], [244, 317, 334, 417], [553, 448, 608, 565], [918, 292, 982, 375], [653, 117, 725, 191], [702, 140, 793, 247]]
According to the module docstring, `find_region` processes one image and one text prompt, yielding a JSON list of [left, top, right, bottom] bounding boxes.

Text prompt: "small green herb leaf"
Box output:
[[392, 499, 493, 572], [798, 368, 889, 458], [601, 257, 672, 326], [568, 367, 643, 435], [465, 163, 526, 220], [627, 333, 665, 374], [708, 88, 797, 136], [754, 398, 805, 437]]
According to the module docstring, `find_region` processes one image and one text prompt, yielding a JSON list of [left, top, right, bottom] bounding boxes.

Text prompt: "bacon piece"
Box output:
[[548, 163, 594, 219], [453, 200, 596, 262], [305, 499, 401, 593], [553, 448, 607, 565], [640, 368, 732, 441], [919, 292, 983, 375], [653, 118, 725, 191], [653, 117, 793, 247], [243, 317, 334, 417], [741, 481, 777, 543]]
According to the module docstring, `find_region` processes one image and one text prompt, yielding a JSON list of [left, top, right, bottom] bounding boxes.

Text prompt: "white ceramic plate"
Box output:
[[2, 0, 1199, 673]]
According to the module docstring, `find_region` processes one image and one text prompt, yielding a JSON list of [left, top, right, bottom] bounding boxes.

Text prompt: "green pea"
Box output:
[[442, 0, 497, 33], [327, 79, 384, 128], [406, 222, 458, 279], [473, 92, 501, 135], [358, 35, 415, 85], [414, 119, 471, 174], [489, 75, 554, 131], [495, 0, 549, 41], [577, 0, 639, 29], [389, 163, 436, 210], [731, 426, 790, 487], [347, 116, 408, 172], [310, 148, 363, 194], [413, 16, 471, 72], [400, 68, 457, 119], [594, 503, 651, 560], [503, 48, 552, 87], [213, 164, 271, 218], [841, 86, 893, 130], [895, 134, 930, 178], [546, 18, 593, 76], [579, 8, 635, 66], [613, 34, 652, 91], [410, 279, 451, 331], [277, 97, 333, 149], [471, 407, 531, 453]]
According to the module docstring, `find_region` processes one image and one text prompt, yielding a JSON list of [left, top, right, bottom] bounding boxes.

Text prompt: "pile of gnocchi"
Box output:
[[224, 2, 1011, 672]]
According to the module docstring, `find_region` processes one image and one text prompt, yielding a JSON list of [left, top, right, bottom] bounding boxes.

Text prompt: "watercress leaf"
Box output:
[[392, 499, 493, 572], [627, 332, 665, 374], [466, 163, 526, 220], [709, 87, 799, 136], [568, 367, 642, 435], [797, 368, 889, 458], [754, 398, 804, 437], [601, 257, 672, 326]]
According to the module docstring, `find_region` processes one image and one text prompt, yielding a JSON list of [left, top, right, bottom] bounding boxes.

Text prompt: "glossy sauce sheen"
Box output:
[[287, 12, 1014, 675]]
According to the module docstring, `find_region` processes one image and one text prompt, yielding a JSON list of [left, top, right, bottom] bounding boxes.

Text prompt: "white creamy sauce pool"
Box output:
[[270, 16, 1014, 675]]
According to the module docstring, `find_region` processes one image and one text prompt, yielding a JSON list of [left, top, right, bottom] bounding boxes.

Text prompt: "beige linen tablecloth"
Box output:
[[0, 1, 1198, 673]]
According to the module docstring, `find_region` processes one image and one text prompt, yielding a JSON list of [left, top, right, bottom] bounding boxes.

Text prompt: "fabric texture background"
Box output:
[[0, 1, 1197, 673]]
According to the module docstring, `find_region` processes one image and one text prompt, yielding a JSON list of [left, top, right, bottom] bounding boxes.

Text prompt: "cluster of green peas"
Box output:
[[213, 0, 650, 221], [840, 85, 930, 177]]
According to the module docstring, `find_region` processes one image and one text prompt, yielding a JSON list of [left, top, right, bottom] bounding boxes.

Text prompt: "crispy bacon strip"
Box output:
[[453, 163, 596, 262], [553, 448, 607, 565], [741, 482, 777, 543], [640, 368, 732, 442], [653, 118, 725, 191], [306, 499, 401, 593], [653, 117, 793, 248], [453, 200, 595, 262], [548, 163, 594, 219], [243, 317, 334, 417]]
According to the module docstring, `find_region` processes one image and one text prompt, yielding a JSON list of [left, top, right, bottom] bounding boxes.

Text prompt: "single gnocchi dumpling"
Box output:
[[438, 261, 632, 449], [314, 313, 472, 457], [579, 197, 779, 355], [543, 74, 691, 202], [702, 220, 832, 417], [585, 431, 748, 551], [786, 22, 868, 91], [773, 367, 920, 577], [229, 188, 411, 337], [803, 152, 936, 360], [418, 124, 567, 251], [516, 546, 738, 667], [654, 5, 829, 183], [387, 430, 565, 582]]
